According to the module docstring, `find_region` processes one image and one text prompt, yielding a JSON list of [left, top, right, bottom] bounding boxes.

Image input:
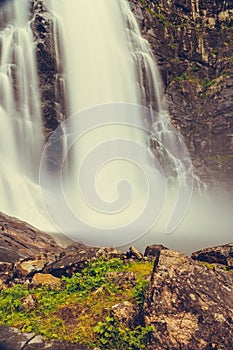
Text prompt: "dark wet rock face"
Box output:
[[143, 249, 233, 350], [31, 0, 68, 134], [129, 0, 233, 189], [30, 0, 68, 171]]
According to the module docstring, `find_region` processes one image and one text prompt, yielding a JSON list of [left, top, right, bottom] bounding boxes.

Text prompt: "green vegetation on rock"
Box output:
[[94, 316, 154, 350], [0, 258, 154, 349]]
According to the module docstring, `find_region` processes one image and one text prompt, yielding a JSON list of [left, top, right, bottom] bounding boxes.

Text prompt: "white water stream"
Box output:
[[40, 0, 193, 245], [0, 0, 51, 227]]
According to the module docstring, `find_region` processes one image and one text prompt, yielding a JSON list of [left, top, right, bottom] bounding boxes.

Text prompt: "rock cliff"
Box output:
[[129, 0, 233, 188]]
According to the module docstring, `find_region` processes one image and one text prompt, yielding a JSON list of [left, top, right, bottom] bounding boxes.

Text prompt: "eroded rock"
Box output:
[[112, 301, 140, 328], [144, 249, 233, 349], [0, 326, 91, 350], [42, 243, 99, 278], [32, 273, 61, 288], [191, 242, 233, 268], [144, 244, 168, 260], [0, 212, 62, 263]]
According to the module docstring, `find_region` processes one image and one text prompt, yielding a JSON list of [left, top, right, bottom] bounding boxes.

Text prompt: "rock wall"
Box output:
[[129, 0, 233, 188], [30, 0, 68, 138], [30, 0, 69, 170]]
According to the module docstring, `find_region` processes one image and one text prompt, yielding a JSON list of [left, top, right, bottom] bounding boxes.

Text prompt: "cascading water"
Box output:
[[0, 0, 54, 228], [40, 0, 194, 246], [2, 0, 222, 249]]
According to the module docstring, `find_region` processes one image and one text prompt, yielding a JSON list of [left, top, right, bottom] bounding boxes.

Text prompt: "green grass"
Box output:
[[0, 258, 154, 348]]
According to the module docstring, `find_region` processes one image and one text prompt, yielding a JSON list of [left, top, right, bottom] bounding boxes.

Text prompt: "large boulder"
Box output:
[[42, 243, 99, 278], [143, 249, 233, 350], [0, 212, 62, 263], [191, 242, 233, 268]]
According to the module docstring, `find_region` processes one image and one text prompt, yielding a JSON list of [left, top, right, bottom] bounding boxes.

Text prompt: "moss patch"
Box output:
[[0, 258, 154, 348]]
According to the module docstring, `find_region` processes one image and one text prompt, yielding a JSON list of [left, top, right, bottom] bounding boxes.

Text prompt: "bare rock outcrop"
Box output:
[[143, 249, 233, 350], [191, 242, 233, 269], [0, 212, 62, 263]]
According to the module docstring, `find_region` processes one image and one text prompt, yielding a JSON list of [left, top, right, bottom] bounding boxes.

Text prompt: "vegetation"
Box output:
[[0, 258, 154, 348], [199, 261, 233, 273], [174, 72, 188, 82], [94, 316, 154, 350]]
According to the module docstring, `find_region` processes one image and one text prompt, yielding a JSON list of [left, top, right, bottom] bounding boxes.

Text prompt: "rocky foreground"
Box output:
[[0, 212, 232, 349]]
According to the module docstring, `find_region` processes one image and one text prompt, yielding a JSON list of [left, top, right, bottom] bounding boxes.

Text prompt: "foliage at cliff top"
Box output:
[[0, 258, 154, 349]]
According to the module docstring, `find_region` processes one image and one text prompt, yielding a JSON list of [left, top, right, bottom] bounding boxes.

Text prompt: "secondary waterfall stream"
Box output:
[[2, 0, 229, 250], [0, 0, 51, 228]]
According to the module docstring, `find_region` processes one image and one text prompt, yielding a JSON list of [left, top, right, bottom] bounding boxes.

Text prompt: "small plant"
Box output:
[[94, 316, 154, 350], [168, 43, 178, 50], [201, 77, 215, 89], [133, 279, 150, 308], [63, 258, 124, 295], [174, 72, 188, 82]]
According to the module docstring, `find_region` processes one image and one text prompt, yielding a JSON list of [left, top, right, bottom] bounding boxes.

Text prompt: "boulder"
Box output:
[[14, 253, 56, 278], [144, 244, 169, 260], [129, 246, 143, 260], [0, 262, 13, 283], [143, 249, 233, 350], [0, 212, 63, 263], [191, 242, 233, 268], [42, 243, 99, 277], [0, 326, 91, 349], [32, 273, 61, 288], [111, 301, 140, 328], [105, 271, 137, 289], [20, 295, 37, 312], [0, 326, 35, 350], [96, 246, 122, 259]]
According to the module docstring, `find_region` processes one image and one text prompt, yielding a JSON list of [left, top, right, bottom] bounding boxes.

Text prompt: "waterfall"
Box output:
[[0, 0, 195, 247], [0, 0, 53, 229], [39, 0, 193, 246]]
